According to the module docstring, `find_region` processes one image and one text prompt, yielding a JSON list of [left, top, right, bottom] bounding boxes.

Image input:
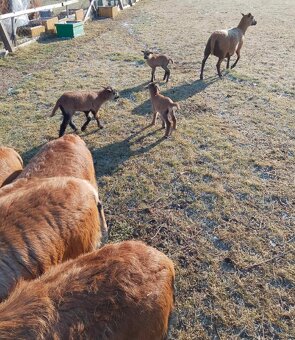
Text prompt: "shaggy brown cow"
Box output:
[[18, 134, 97, 189], [0, 241, 175, 340], [0, 176, 106, 302], [0, 147, 23, 187], [18, 135, 108, 240]]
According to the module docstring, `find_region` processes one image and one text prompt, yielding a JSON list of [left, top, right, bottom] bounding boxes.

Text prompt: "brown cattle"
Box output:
[[0, 241, 175, 340], [0, 176, 107, 302], [18, 135, 108, 239], [0, 147, 23, 187], [18, 134, 97, 189]]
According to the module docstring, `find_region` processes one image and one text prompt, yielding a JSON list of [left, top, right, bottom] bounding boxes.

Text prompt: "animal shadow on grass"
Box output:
[[21, 143, 47, 165], [131, 77, 218, 115], [92, 126, 165, 178], [119, 82, 150, 99]]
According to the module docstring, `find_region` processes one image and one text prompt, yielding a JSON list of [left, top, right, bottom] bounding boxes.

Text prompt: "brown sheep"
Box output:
[[0, 241, 175, 340], [148, 82, 180, 138], [0, 147, 23, 187], [200, 13, 257, 79], [0, 176, 107, 302], [18, 134, 98, 190], [48, 87, 120, 137], [142, 50, 174, 82]]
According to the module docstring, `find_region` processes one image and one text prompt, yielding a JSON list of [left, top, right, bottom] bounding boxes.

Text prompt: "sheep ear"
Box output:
[[241, 12, 244, 16]]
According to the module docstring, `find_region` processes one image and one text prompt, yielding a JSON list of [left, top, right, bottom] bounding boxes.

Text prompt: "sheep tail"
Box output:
[[204, 37, 212, 56], [172, 102, 180, 110], [47, 100, 60, 117], [168, 58, 174, 64]]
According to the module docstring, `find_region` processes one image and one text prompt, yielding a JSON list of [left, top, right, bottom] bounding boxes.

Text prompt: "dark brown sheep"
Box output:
[[48, 87, 119, 137]]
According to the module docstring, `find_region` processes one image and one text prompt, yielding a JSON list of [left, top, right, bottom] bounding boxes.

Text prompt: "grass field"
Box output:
[[0, 0, 294, 338]]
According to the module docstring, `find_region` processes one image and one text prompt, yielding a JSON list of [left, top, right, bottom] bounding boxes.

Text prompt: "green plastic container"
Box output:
[[55, 21, 84, 38]]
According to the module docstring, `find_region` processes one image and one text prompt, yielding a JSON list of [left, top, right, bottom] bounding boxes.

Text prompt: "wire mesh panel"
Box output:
[[95, 0, 135, 7]]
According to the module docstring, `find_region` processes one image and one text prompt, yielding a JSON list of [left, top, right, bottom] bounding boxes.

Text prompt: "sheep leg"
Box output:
[[92, 111, 103, 129], [216, 58, 223, 78], [163, 71, 167, 82], [150, 110, 158, 126], [69, 119, 78, 132], [163, 110, 171, 138], [200, 38, 211, 80], [160, 115, 166, 129], [81, 111, 91, 131], [200, 54, 210, 80], [231, 51, 240, 69], [170, 110, 177, 130], [226, 54, 231, 69], [151, 67, 156, 82], [59, 115, 70, 137], [162, 66, 170, 82]]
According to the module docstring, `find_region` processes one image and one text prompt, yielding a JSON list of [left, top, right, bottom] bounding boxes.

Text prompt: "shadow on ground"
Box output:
[[130, 77, 218, 115], [21, 143, 45, 165], [92, 126, 165, 177], [119, 82, 150, 99]]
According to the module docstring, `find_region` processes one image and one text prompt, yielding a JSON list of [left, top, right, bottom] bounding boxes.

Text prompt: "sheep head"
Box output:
[[142, 50, 153, 60], [241, 13, 257, 26], [102, 87, 120, 100]]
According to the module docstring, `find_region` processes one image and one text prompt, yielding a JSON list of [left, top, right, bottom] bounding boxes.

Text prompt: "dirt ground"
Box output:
[[0, 0, 294, 338]]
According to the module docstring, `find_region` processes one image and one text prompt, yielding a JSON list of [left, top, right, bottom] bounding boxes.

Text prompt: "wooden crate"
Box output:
[[29, 25, 46, 38], [97, 6, 119, 18], [75, 9, 84, 21], [41, 17, 58, 34]]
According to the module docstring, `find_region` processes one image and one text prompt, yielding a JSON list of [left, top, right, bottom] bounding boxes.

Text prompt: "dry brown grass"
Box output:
[[0, 0, 294, 339]]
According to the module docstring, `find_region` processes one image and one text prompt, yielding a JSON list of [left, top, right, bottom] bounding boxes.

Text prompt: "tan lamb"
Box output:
[[142, 50, 174, 83], [148, 82, 180, 138]]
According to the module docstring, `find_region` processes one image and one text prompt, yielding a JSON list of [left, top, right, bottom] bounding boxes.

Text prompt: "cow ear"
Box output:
[[248, 13, 251, 17], [241, 12, 244, 16]]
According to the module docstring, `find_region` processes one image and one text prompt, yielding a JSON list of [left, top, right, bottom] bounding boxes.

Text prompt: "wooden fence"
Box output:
[[0, 0, 140, 54]]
